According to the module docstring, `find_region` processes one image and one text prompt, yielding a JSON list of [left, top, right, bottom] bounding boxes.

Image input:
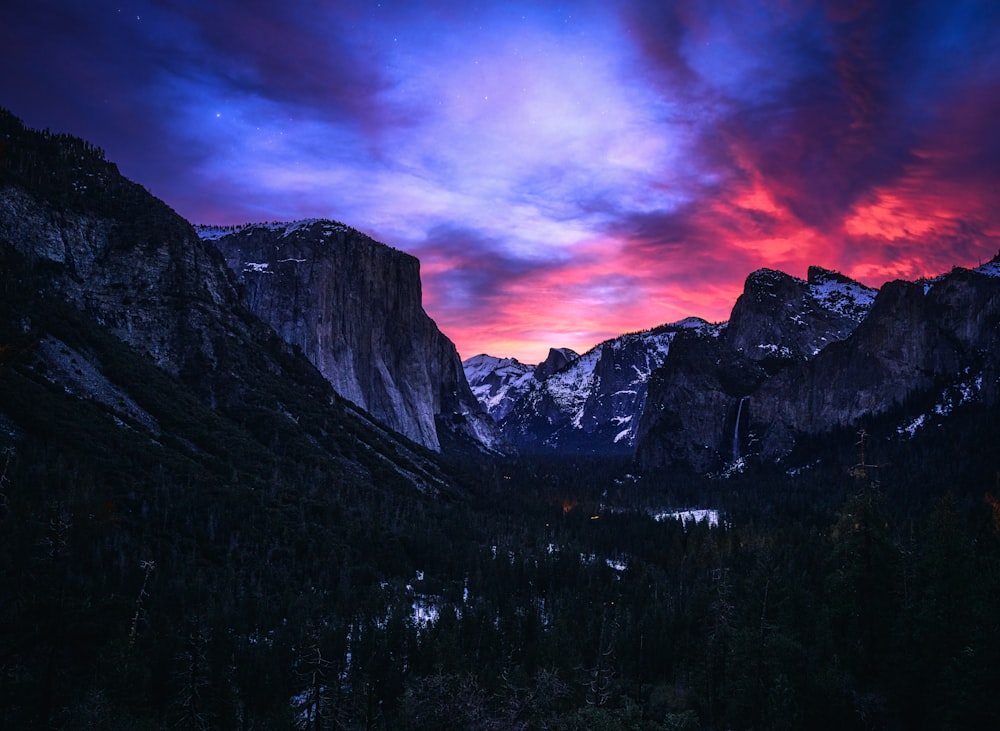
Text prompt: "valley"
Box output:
[[1, 108, 999, 729]]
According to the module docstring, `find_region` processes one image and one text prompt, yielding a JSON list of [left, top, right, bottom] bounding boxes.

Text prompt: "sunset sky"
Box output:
[[4, 1, 1000, 363]]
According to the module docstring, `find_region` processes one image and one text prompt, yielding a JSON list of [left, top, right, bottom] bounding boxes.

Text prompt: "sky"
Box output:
[[3, 0, 1000, 363]]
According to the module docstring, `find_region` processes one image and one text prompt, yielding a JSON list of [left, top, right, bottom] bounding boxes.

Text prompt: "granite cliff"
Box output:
[[201, 221, 497, 452], [636, 261, 1000, 471], [0, 108, 453, 492]]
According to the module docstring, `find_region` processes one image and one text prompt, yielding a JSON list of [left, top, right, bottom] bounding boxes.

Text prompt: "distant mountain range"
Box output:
[[466, 260, 1000, 472]]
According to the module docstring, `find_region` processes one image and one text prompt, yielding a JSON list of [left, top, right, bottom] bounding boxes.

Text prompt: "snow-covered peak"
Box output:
[[669, 316, 726, 336], [975, 254, 1000, 278], [463, 354, 532, 381], [806, 269, 877, 320], [194, 224, 238, 241], [673, 316, 710, 329], [541, 330, 674, 404], [499, 328, 678, 451], [462, 354, 536, 422]]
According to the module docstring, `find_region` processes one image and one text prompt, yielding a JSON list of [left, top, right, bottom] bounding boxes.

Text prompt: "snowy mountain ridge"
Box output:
[[475, 321, 708, 454], [462, 354, 536, 422], [470, 265, 882, 458], [195, 219, 354, 242]]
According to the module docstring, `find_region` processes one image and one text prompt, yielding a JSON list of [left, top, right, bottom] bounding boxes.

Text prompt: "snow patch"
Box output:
[[195, 219, 350, 243], [975, 258, 1000, 278], [652, 509, 720, 528], [411, 597, 440, 628], [808, 275, 876, 320], [896, 370, 984, 438], [605, 557, 628, 572]]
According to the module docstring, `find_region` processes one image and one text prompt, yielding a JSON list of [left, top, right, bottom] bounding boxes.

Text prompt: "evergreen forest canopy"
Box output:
[[1, 108, 1000, 729]]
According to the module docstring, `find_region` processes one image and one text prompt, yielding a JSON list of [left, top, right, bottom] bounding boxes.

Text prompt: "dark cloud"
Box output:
[[609, 207, 761, 286], [623, 0, 999, 231], [3, 0, 999, 360], [150, 0, 394, 130], [413, 224, 562, 313]]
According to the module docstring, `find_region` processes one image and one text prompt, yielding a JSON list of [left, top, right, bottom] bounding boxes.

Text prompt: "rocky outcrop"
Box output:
[[725, 267, 876, 369], [636, 267, 877, 471], [202, 221, 497, 452], [636, 261, 1000, 471], [533, 347, 579, 381]]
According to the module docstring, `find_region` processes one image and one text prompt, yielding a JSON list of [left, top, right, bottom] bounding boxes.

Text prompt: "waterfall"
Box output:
[[732, 397, 747, 462]]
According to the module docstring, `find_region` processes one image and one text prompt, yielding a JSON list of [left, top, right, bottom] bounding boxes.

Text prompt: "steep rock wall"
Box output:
[[636, 267, 877, 470], [204, 221, 495, 451], [637, 263, 1000, 471]]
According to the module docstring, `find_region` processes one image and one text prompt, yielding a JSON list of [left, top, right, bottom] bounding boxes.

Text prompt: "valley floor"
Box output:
[[2, 408, 1000, 730]]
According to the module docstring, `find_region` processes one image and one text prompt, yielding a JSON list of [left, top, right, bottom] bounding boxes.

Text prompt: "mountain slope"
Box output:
[[462, 353, 536, 422], [200, 221, 497, 453], [496, 321, 716, 454], [636, 261, 1000, 471], [462, 347, 582, 423], [0, 108, 454, 494]]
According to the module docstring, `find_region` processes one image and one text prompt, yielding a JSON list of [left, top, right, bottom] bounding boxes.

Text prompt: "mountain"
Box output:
[[748, 262, 1000, 458], [636, 261, 1000, 471], [492, 320, 717, 454], [0, 108, 454, 494], [725, 266, 877, 368], [462, 346, 580, 422], [462, 353, 536, 421], [533, 346, 579, 381], [199, 221, 497, 453], [4, 109, 1000, 731]]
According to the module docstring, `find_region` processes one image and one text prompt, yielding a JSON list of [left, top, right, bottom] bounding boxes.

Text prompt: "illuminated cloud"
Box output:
[[3, 0, 999, 362]]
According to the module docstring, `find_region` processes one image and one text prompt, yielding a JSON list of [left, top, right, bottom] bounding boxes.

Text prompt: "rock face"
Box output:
[[495, 323, 713, 454], [636, 267, 877, 471], [749, 265, 1000, 456], [725, 267, 876, 368], [201, 221, 496, 452], [0, 109, 454, 492], [636, 262, 1000, 471], [533, 347, 579, 381], [0, 145, 242, 388]]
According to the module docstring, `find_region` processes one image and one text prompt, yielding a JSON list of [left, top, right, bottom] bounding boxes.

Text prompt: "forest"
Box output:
[[1, 379, 999, 730]]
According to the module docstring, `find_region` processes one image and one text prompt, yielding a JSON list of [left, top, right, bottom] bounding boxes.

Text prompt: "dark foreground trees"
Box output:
[[1, 433, 999, 729]]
